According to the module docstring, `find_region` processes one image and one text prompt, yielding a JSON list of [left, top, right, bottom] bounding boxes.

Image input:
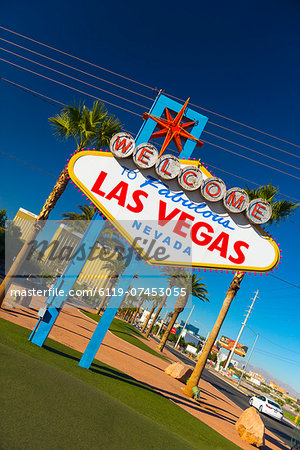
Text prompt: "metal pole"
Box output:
[[199, 330, 210, 355], [224, 290, 259, 370], [156, 311, 169, 337], [175, 304, 195, 348], [238, 333, 259, 388]]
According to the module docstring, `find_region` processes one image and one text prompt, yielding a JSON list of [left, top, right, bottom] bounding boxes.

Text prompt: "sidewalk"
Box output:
[[0, 305, 289, 450]]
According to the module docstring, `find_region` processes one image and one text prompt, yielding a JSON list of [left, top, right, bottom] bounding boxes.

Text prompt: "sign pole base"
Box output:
[[30, 308, 61, 347]]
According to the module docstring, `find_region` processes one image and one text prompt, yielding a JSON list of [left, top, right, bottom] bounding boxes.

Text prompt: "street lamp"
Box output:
[[175, 305, 195, 348]]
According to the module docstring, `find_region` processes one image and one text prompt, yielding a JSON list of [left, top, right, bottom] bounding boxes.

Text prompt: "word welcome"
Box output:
[[110, 132, 272, 225]]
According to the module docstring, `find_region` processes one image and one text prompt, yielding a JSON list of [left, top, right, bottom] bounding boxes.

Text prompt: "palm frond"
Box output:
[[268, 200, 299, 225], [95, 115, 122, 148], [49, 100, 121, 150], [49, 112, 73, 142], [246, 183, 299, 226], [89, 101, 107, 125], [245, 183, 278, 202]]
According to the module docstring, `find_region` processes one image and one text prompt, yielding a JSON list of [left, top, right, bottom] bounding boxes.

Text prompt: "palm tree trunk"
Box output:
[[38, 169, 70, 221], [141, 303, 156, 333], [130, 299, 143, 324], [157, 308, 183, 352], [127, 310, 135, 322], [183, 271, 245, 397], [124, 299, 134, 320], [120, 309, 127, 319], [145, 304, 162, 337], [96, 277, 116, 315], [145, 288, 170, 338], [0, 168, 70, 307], [96, 296, 106, 315]]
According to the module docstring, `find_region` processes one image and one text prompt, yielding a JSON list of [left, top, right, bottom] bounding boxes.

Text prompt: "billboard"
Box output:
[[219, 335, 248, 357], [68, 151, 279, 272]]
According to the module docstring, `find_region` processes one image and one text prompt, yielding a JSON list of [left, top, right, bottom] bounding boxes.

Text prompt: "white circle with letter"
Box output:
[[224, 188, 249, 213], [110, 132, 135, 158], [201, 177, 226, 202], [155, 154, 181, 180], [246, 199, 272, 224], [178, 166, 203, 191], [133, 143, 158, 168]]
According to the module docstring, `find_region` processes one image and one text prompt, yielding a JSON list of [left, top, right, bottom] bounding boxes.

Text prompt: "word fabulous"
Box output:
[[110, 133, 272, 225]]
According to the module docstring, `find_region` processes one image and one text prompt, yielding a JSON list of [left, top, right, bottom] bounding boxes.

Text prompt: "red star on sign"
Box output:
[[143, 98, 203, 156]]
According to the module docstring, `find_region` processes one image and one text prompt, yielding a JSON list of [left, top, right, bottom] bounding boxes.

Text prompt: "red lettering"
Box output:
[[229, 241, 249, 264], [91, 171, 107, 197], [205, 182, 221, 197], [158, 201, 181, 226], [127, 190, 148, 213], [191, 222, 214, 246], [251, 203, 266, 220], [173, 212, 195, 238], [183, 170, 196, 187], [115, 137, 132, 153], [105, 181, 128, 206], [226, 192, 245, 209], [138, 148, 153, 164], [207, 232, 229, 258], [161, 160, 172, 176]]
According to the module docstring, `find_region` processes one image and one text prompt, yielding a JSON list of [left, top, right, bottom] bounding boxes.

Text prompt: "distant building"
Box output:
[[249, 372, 265, 383], [277, 386, 288, 395], [139, 309, 156, 325], [284, 394, 296, 402], [13, 207, 38, 240], [269, 382, 288, 394], [43, 222, 123, 291], [13, 208, 124, 293], [180, 320, 199, 335], [250, 377, 262, 387]]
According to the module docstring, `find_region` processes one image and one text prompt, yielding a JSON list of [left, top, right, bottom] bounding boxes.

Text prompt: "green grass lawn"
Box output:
[[284, 411, 299, 424], [81, 310, 169, 362], [0, 318, 239, 450]]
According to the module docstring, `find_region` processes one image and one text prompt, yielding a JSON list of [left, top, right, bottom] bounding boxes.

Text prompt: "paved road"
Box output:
[[163, 343, 295, 447]]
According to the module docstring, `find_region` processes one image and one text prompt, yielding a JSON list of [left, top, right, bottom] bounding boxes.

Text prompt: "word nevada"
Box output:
[[110, 132, 272, 225]]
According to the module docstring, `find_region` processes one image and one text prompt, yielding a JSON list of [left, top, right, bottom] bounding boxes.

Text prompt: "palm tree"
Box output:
[[96, 258, 127, 314], [0, 101, 121, 306], [157, 273, 209, 352], [141, 295, 160, 333], [61, 205, 96, 233], [118, 288, 138, 319], [130, 293, 150, 325], [61, 204, 124, 251], [183, 184, 298, 397], [145, 267, 184, 338]]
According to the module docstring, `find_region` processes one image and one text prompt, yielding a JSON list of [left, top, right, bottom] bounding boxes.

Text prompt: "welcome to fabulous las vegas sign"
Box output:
[[68, 95, 279, 273]]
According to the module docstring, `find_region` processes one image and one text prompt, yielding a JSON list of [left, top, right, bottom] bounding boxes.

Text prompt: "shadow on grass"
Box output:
[[43, 345, 81, 362], [102, 343, 165, 372], [115, 323, 146, 339], [42, 342, 241, 427]]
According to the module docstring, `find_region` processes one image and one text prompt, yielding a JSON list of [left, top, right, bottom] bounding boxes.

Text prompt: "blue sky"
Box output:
[[1, 0, 300, 393]]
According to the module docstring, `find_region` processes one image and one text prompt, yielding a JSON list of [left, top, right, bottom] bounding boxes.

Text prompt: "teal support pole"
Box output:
[[78, 261, 138, 369], [29, 214, 105, 347]]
